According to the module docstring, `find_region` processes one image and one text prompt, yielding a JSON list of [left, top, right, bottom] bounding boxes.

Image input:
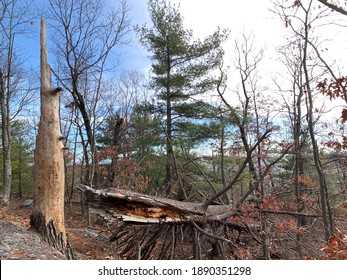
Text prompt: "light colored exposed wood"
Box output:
[[76, 184, 319, 225], [30, 17, 73, 259], [76, 184, 233, 224]]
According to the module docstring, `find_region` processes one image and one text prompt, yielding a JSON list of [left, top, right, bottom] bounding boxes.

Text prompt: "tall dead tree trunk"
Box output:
[[30, 17, 74, 259]]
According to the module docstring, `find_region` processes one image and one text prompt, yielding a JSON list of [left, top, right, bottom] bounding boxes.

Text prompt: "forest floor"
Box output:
[[1, 198, 346, 260], [0, 198, 116, 260]]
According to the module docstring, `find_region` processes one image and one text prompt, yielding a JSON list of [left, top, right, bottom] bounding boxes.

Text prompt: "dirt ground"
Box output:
[[0, 199, 117, 260]]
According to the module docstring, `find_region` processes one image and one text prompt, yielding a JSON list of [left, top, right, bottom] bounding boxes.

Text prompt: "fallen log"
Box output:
[[75, 184, 234, 224], [74, 184, 298, 260]]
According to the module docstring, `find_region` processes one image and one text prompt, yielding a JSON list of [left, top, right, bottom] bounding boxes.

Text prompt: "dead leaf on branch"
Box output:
[[341, 107, 347, 123]]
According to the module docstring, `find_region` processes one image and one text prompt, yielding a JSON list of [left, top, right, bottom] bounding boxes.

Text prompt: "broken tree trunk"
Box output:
[[76, 184, 320, 224], [30, 17, 74, 259], [76, 184, 263, 259], [76, 184, 319, 259], [75, 184, 240, 225]]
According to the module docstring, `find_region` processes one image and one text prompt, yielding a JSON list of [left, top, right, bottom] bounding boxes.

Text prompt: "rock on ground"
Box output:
[[0, 221, 66, 260]]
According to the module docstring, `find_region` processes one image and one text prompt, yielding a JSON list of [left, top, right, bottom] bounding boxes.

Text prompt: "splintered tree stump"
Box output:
[[30, 17, 74, 259], [77, 184, 312, 259], [75, 184, 255, 259]]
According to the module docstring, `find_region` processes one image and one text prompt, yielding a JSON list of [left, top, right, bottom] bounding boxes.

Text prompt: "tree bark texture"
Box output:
[[30, 17, 74, 259], [301, 11, 334, 240], [0, 70, 12, 208]]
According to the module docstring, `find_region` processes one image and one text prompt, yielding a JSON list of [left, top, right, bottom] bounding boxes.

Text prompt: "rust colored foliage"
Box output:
[[326, 135, 347, 151], [317, 76, 347, 122], [95, 147, 149, 192], [275, 218, 305, 235], [341, 108, 347, 123], [317, 76, 347, 100], [293, 0, 301, 8], [260, 195, 285, 212], [297, 174, 316, 188], [321, 231, 347, 260]]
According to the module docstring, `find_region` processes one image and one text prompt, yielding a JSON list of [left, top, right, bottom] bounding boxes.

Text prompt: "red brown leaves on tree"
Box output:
[[293, 0, 302, 8], [316, 76, 347, 100], [297, 174, 316, 188], [321, 230, 347, 260], [95, 147, 149, 192], [317, 77, 347, 124], [341, 108, 347, 123]]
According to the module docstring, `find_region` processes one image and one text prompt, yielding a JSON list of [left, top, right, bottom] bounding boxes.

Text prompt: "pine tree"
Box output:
[[10, 120, 34, 199], [136, 0, 228, 196]]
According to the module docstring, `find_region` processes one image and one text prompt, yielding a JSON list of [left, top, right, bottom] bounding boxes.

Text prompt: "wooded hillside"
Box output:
[[0, 0, 347, 260]]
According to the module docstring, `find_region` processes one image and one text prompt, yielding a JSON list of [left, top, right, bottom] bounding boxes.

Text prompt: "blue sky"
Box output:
[[12, 0, 293, 77], [8, 0, 347, 151], [105, 0, 288, 77], [112, 0, 151, 73], [12, 0, 347, 89], [14, 0, 150, 73], [121, 0, 286, 74]]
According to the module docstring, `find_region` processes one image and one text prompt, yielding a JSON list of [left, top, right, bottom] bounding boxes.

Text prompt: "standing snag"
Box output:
[[30, 17, 74, 259]]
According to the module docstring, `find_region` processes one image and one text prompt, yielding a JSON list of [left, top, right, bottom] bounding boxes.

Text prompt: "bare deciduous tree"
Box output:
[[0, 0, 36, 207], [47, 0, 130, 185], [273, 0, 335, 241]]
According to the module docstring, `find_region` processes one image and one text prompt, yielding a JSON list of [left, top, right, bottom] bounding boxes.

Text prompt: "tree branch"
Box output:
[[201, 129, 272, 210], [261, 209, 320, 218], [191, 221, 236, 245], [316, 0, 347, 16]]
